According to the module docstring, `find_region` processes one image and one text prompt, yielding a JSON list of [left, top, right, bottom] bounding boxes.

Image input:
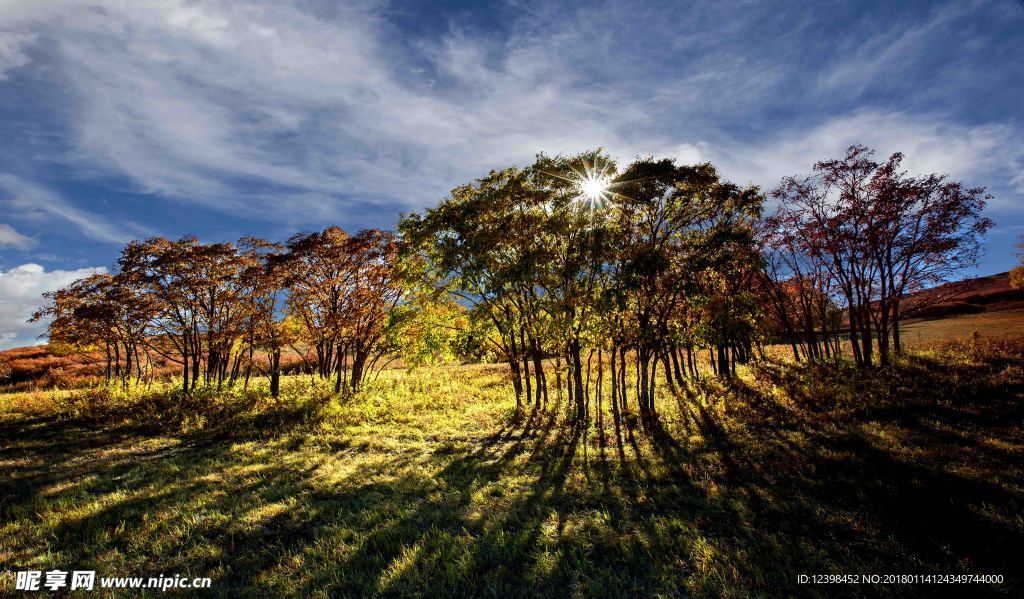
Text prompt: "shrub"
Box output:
[[1011, 266, 1024, 290]]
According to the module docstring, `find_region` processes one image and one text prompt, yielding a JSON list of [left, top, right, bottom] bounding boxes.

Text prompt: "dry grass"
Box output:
[[1, 341, 1022, 597], [900, 308, 1024, 345]]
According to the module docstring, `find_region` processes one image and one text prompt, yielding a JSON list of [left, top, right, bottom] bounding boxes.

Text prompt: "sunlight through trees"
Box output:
[[32, 145, 993, 418]]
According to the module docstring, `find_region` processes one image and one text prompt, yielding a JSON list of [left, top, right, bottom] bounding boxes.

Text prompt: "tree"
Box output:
[[867, 151, 992, 355], [697, 181, 764, 379], [1008, 236, 1023, 290], [119, 237, 251, 391], [389, 291, 468, 369], [770, 145, 992, 367], [399, 166, 545, 409], [32, 273, 154, 386], [403, 150, 767, 418], [608, 158, 710, 405], [339, 229, 408, 390], [33, 275, 112, 372], [283, 227, 408, 393], [606, 159, 763, 399], [282, 226, 355, 389], [240, 237, 290, 397], [531, 150, 617, 418], [760, 212, 842, 364]]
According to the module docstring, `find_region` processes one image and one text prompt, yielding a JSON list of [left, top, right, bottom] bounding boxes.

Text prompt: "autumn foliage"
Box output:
[[26, 145, 995, 417], [763, 145, 991, 367], [31, 228, 418, 396]]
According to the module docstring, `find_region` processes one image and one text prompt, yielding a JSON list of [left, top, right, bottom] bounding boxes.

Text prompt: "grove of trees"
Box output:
[[33, 145, 993, 417], [33, 228, 422, 396], [763, 146, 991, 367]]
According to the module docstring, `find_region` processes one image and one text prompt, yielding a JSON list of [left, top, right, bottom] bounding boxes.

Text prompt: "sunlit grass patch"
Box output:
[[1, 342, 1023, 596]]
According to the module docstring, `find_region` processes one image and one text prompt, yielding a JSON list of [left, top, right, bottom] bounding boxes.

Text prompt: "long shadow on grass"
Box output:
[[652, 361, 1024, 596], [311, 395, 764, 597], [4, 349, 1023, 597]]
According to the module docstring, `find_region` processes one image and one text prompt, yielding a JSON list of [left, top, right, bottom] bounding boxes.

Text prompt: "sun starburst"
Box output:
[[573, 161, 615, 210]]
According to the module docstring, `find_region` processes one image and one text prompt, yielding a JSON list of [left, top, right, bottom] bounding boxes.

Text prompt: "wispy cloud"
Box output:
[[0, 0, 1019, 225], [4, 0, 641, 216], [705, 111, 1024, 212], [0, 223, 35, 250], [0, 0, 819, 218], [0, 174, 153, 245], [0, 29, 35, 80]]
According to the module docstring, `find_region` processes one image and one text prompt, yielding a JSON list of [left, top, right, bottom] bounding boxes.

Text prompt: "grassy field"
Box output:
[[2, 340, 1023, 597], [900, 308, 1024, 345]]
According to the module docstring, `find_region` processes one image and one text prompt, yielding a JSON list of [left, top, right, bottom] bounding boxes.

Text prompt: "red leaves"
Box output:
[[766, 144, 993, 367]]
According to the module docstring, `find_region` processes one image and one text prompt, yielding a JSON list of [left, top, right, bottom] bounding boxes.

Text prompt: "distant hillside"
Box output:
[[0, 345, 315, 390], [902, 271, 1024, 320], [0, 345, 187, 389]]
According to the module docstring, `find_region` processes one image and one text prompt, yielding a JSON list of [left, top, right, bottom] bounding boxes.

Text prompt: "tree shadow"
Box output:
[[3, 347, 1023, 597]]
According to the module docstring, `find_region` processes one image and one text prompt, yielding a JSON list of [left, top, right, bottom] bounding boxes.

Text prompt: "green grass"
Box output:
[[1, 344, 1023, 597]]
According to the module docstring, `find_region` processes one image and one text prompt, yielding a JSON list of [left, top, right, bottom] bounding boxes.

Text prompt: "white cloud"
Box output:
[[0, 174, 152, 245], [814, 4, 962, 97], [0, 223, 35, 249], [0, 0, 1019, 229], [0, 29, 35, 80], [0, 263, 106, 349], [0, 0, 667, 222], [706, 111, 1024, 212]]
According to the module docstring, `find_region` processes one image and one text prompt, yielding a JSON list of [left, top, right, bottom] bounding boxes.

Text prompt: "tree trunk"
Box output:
[[531, 338, 546, 406], [508, 357, 523, 408], [661, 349, 675, 393], [606, 346, 614, 411], [522, 351, 532, 407], [585, 349, 594, 421], [270, 349, 281, 398], [670, 346, 685, 387], [638, 349, 650, 411], [596, 349, 604, 427], [649, 354, 658, 415], [619, 346, 628, 413], [350, 347, 368, 391], [569, 338, 585, 420], [877, 308, 890, 367], [104, 343, 112, 383], [334, 347, 344, 394], [191, 350, 200, 391], [848, 305, 863, 367], [182, 348, 190, 393], [554, 356, 562, 405], [859, 307, 873, 368]]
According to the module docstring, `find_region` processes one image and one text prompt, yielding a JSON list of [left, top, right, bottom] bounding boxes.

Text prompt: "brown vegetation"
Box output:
[[0, 344, 315, 390], [902, 271, 1024, 319]]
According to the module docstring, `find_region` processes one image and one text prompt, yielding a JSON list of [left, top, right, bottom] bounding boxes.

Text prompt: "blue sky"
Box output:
[[1, 0, 1022, 348]]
